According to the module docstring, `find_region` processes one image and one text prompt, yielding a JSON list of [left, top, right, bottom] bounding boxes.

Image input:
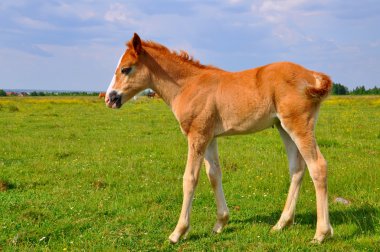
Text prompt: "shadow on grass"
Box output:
[[231, 204, 379, 239], [184, 225, 241, 242], [175, 204, 378, 244]]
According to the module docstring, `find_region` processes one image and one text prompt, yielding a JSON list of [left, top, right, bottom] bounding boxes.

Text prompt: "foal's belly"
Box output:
[[215, 112, 278, 137], [214, 77, 278, 137]]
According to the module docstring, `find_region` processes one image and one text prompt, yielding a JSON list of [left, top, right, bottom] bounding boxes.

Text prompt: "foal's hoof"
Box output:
[[212, 222, 225, 234], [212, 213, 229, 234], [270, 223, 283, 233], [169, 226, 191, 244], [212, 219, 229, 234], [169, 233, 180, 244], [270, 219, 294, 232], [312, 226, 333, 244]]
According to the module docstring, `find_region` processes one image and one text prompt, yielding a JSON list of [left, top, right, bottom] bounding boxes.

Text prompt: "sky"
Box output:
[[0, 0, 379, 91]]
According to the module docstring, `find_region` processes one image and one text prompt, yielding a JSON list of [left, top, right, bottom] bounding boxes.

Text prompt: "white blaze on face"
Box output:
[[106, 54, 124, 99], [106, 75, 116, 97]]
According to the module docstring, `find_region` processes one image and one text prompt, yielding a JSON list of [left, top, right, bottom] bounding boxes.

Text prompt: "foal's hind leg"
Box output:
[[272, 124, 306, 231], [204, 138, 229, 233], [280, 116, 333, 243]]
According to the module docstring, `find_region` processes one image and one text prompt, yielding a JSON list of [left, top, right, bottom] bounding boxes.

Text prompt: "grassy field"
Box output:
[[0, 95, 379, 251]]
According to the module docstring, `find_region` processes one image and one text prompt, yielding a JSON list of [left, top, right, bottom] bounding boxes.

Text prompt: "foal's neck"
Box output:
[[144, 48, 215, 106]]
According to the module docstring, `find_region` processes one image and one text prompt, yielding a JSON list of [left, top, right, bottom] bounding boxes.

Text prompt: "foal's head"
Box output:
[[105, 33, 150, 109]]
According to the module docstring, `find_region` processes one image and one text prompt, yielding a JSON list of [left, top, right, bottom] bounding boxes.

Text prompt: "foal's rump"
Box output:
[[264, 62, 332, 118], [267, 61, 332, 102], [306, 71, 332, 100]]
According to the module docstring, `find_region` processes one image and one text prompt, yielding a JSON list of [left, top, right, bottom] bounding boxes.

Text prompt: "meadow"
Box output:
[[0, 95, 379, 251]]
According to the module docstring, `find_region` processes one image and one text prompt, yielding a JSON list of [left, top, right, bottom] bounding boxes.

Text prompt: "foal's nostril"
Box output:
[[109, 91, 118, 102], [108, 90, 122, 108]]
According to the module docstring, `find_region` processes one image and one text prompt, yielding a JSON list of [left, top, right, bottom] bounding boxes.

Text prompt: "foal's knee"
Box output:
[[183, 174, 198, 192], [309, 158, 328, 187]]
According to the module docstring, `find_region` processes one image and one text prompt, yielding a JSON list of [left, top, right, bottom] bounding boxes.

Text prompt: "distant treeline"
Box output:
[[29, 91, 99, 96], [332, 83, 380, 95], [0, 89, 99, 97]]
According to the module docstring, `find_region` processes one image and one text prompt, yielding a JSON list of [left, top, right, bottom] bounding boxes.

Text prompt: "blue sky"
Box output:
[[1, 0, 379, 91]]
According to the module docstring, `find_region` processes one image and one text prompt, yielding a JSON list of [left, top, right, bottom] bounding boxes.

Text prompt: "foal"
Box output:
[[105, 33, 333, 243]]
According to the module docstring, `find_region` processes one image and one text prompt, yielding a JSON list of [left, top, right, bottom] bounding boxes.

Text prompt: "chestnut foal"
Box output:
[[105, 33, 333, 244]]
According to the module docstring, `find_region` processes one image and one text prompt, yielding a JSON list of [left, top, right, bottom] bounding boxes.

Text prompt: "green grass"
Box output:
[[0, 95, 379, 251]]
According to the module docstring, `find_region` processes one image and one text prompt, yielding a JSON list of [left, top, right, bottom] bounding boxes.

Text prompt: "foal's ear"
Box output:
[[132, 33, 142, 55]]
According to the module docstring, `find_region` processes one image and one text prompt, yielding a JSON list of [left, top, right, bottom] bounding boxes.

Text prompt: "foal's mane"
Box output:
[[127, 40, 219, 70]]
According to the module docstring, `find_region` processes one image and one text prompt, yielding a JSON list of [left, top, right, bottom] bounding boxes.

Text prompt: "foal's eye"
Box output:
[[121, 67, 132, 75]]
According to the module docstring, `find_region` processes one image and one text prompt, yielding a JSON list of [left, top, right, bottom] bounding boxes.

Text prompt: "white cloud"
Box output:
[[226, 0, 244, 4], [41, 2, 97, 20], [369, 40, 380, 48], [15, 16, 55, 30], [249, 0, 329, 45], [0, 0, 28, 11], [257, 0, 307, 12], [251, 0, 310, 23], [272, 25, 300, 45], [104, 3, 137, 25]]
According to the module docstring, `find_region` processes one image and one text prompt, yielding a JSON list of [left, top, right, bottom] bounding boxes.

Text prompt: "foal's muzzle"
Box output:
[[105, 90, 122, 109]]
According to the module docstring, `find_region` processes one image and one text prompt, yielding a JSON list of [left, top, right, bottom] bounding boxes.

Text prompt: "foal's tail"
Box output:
[[305, 72, 332, 101]]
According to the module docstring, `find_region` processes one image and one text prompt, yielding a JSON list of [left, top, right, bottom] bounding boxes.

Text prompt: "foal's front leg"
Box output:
[[169, 134, 209, 244]]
